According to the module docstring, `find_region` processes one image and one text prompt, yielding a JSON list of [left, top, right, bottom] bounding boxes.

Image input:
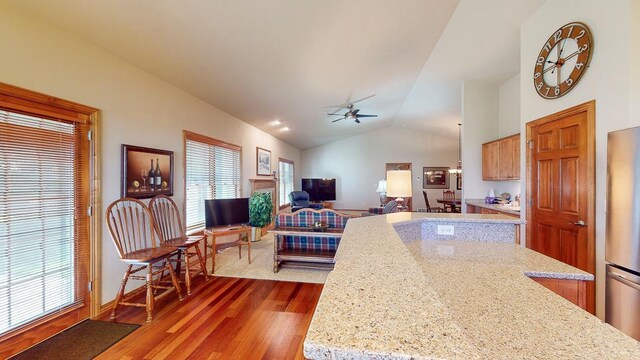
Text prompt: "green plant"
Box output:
[[249, 192, 273, 227]]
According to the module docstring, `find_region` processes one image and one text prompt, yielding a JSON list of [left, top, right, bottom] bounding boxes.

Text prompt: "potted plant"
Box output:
[[249, 192, 273, 241]]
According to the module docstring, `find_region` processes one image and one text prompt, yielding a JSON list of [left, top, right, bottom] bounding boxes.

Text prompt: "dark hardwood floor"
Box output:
[[95, 276, 323, 359]]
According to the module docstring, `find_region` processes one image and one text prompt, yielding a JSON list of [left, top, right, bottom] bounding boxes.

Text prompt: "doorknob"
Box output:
[[571, 220, 587, 227]]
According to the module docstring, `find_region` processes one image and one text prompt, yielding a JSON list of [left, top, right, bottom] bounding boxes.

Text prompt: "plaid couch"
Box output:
[[275, 209, 352, 251]]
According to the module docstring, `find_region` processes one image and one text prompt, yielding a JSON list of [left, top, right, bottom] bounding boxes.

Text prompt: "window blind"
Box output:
[[185, 132, 241, 232], [0, 109, 88, 335], [279, 160, 294, 207]]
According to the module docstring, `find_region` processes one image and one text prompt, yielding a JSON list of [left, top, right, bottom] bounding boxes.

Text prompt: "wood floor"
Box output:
[[95, 276, 323, 359]]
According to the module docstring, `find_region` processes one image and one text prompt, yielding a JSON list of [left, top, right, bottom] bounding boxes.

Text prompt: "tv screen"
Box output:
[[204, 198, 250, 227], [301, 178, 336, 202]]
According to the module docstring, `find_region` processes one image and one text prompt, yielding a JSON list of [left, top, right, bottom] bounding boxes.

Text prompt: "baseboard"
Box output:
[[98, 285, 147, 317]]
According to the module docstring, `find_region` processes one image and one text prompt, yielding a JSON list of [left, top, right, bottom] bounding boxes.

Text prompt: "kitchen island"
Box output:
[[303, 213, 640, 359]]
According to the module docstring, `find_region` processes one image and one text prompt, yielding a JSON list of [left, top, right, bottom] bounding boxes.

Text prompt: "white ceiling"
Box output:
[[6, 0, 544, 149]]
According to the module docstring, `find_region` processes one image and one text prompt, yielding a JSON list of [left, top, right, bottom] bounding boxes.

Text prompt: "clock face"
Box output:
[[533, 22, 593, 99]]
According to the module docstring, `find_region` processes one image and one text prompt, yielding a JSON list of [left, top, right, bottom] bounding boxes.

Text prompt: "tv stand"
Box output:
[[204, 225, 252, 274]]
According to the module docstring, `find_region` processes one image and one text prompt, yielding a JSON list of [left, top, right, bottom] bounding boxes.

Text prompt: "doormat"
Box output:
[[11, 320, 140, 360]]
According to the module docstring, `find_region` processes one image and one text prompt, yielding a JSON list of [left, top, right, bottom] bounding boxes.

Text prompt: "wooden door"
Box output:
[[527, 101, 595, 314]]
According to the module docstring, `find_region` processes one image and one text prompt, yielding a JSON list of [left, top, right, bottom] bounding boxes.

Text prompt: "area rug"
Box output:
[[210, 233, 329, 284], [11, 320, 139, 360]]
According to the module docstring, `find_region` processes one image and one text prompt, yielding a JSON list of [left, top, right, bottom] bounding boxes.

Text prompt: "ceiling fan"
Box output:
[[327, 94, 378, 124]]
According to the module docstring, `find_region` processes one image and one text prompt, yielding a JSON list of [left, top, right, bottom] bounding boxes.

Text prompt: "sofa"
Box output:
[[361, 200, 399, 217]]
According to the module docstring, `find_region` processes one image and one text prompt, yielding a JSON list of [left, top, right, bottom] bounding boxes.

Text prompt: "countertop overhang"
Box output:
[[303, 213, 640, 359]]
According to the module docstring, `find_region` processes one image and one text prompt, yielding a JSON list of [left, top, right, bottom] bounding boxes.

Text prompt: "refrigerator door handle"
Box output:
[[608, 269, 640, 291]]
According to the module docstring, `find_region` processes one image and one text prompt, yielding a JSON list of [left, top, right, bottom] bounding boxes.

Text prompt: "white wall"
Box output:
[[462, 76, 523, 207], [0, 3, 301, 305], [461, 81, 501, 202], [520, 0, 637, 319], [498, 74, 521, 137], [301, 126, 459, 210], [497, 74, 524, 199]]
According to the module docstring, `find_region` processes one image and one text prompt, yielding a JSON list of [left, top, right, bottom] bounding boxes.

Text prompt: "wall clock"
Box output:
[[533, 22, 593, 99]]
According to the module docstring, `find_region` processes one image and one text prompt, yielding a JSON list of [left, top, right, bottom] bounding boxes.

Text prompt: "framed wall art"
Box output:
[[256, 147, 272, 176], [121, 144, 174, 199], [423, 167, 450, 189]]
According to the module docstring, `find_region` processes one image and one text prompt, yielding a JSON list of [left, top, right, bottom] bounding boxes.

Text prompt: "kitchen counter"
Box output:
[[466, 198, 521, 216], [303, 213, 640, 359]]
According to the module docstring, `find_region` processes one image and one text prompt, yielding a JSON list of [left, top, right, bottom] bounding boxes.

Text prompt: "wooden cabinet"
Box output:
[[482, 141, 500, 180], [530, 277, 588, 311], [482, 134, 520, 181]]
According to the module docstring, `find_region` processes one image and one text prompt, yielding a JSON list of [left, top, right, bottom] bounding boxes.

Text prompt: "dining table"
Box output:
[[436, 198, 462, 212]]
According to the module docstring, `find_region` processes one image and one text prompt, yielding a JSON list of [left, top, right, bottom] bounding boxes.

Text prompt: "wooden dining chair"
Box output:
[[423, 191, 443, 213], [106, 198, 183, 322], [443, 190, 456, 212], [149, 195, 208, 296]]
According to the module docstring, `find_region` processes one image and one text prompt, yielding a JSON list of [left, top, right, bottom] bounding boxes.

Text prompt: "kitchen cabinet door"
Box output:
[[484, 134, 520, 181], [482, 141, 500, 180], [499, 138, 512, 179]]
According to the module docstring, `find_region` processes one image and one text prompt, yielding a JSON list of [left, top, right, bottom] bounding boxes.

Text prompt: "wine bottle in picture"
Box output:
[[148, 159, 155, 190], [155, 158, 162, 189]]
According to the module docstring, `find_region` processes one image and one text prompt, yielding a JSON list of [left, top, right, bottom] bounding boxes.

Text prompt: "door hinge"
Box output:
[[87, 130, 92, 141], [527, 140, 533, 149], [528, 198, 533, 207], [87, 206, 93, 217], [88, 281, 93, 292]]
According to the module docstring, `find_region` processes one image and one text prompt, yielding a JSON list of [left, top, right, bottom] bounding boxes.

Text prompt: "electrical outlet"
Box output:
[[437, 225, 454, 236], [437, 245, 455, 256]]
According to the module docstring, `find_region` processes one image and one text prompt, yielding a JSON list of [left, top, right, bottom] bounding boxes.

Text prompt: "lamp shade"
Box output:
[[386, 170, 412, 198], [376, 180, 387, 193]]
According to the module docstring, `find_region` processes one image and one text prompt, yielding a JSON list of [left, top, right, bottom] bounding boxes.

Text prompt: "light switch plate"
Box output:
[[437, 225, 454, 236]]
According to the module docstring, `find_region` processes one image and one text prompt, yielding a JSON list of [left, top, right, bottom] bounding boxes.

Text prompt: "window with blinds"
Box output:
[[0, 109, 89, 336], [184, 131, 242, 232], [278, 159, 294, 208]]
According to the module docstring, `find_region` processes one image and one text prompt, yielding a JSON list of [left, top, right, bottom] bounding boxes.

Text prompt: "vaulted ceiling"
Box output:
[[5, 0, 544, 149]]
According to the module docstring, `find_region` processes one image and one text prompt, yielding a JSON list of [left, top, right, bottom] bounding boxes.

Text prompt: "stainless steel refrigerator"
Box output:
[[606, 126, 640, 341]]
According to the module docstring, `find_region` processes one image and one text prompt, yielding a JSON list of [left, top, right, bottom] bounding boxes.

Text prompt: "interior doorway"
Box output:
[[526, 100, 596, 314], [385, 162, 412, 211]]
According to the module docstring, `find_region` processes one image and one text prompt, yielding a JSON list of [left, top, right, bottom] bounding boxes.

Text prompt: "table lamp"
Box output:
[[376, 180, 387, 206], [386, 170, 412, 209]]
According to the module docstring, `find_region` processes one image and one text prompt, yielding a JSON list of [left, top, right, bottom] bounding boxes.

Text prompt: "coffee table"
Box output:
[[270, 226, 344, 272]]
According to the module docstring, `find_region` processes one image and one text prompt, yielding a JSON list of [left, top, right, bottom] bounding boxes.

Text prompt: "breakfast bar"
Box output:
[[303, 213, 640, 359]]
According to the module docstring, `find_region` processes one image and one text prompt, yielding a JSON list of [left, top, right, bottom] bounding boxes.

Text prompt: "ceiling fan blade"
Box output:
[[355, 118, 361, 124], [332, 117, 346, 123], [327, 112, 345, 116], [352, 109, 360, 116], [351, 94, 376, 105], [356, 114, 378, 118]]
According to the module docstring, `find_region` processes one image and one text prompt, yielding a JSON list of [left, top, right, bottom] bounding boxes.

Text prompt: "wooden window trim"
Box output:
[[0, 82, 100, 358], [182, 130, 243, 231], [278, 158, 295, 209], [183, 130, 242, 151]]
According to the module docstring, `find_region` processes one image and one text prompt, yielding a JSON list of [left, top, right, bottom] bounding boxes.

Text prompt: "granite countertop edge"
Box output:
[[465, 198, 522, 216]]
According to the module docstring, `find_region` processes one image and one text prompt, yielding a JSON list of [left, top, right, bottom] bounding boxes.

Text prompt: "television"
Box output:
[[204, 198, 250, 227], [301, 178, 336, 202]]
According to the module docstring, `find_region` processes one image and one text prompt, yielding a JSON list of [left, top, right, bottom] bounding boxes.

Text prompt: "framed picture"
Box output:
[[256, 147, 272, 176], [456, 174, 462, 190], [121, 144, 174, 199], [423, 167, 450, 189]]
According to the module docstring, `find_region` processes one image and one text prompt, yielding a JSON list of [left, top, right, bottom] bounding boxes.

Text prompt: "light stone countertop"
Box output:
[[303, 213, 640, 360], [466, 198, 521, 216]]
